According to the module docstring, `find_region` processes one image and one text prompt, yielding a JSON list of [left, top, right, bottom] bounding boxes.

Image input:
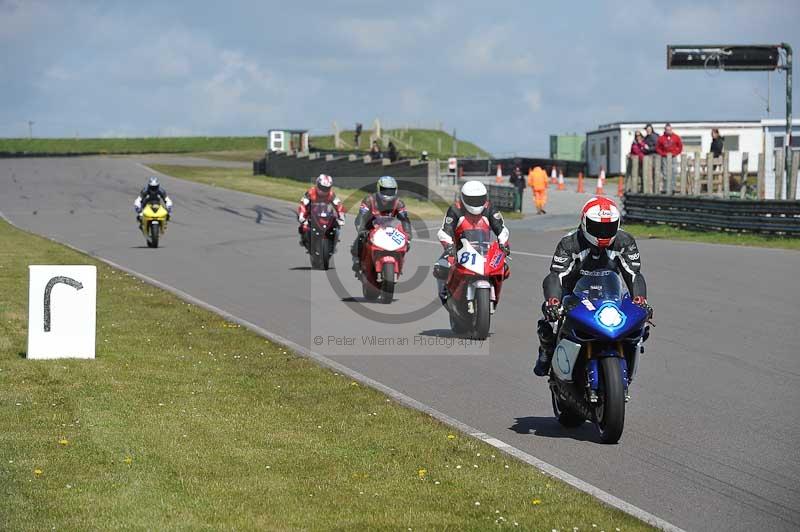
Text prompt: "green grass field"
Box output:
[[625, 223, 800, 250], [148, 164, 522, 221], [312, 128, 489, 160], [0, 136, 266, 155], [0, 129, 490, 161], [0, 219, 651, 530]]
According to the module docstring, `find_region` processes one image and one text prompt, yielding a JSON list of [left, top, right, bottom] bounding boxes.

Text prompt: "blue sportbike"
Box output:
[[548, 269, 650, 444]]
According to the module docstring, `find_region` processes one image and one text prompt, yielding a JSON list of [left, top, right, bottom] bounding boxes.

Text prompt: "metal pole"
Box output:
[[783, 42, 792, 196]]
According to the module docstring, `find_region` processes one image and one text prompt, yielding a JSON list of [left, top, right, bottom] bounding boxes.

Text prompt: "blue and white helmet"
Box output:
[[147, 176, 160, 190]]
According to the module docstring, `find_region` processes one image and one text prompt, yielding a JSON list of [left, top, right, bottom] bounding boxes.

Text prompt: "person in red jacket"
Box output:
[[656, 123, 682, 187], [297, 174, 345, 247]]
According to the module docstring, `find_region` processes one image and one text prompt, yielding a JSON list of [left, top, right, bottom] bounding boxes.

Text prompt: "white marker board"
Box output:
[[27, 265, 96, 359]]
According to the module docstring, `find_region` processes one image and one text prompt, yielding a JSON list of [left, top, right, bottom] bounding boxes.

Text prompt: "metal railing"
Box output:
[[622, 194, 800, 234]]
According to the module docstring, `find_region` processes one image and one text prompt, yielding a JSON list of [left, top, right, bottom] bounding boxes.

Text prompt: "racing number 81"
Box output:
[[459, 252, 477, 265]]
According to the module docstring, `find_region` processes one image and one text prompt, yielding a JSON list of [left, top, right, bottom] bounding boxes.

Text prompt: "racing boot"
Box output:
[[533, 319, 556, 376]]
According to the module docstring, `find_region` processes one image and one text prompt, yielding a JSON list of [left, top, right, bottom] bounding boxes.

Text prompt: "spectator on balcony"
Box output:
[[710, 128, 724, 158], [387, 141, 398, 162], [643, 123, 659, 156]]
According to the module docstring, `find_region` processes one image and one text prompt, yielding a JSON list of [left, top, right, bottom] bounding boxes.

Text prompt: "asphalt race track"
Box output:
[[2, 156, 799, 531]]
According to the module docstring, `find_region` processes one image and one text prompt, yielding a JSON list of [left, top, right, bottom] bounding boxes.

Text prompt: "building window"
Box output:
[[591, 143, 596, 158], [774, 136, 800, 149], [723, 135, 739, 151], [683, 136, 702, 148], [600, 142, 606, 156]]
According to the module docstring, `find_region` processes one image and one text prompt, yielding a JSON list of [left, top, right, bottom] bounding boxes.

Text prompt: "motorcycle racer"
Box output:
[[351, 175, 413, 274], [134, 176, 172, 221], [434, 180, 510, 304], [533, 196, 652, 376], [297, 174, 345, 247]]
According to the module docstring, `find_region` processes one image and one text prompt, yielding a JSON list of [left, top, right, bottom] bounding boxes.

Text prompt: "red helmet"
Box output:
[[316, 174, 333, 194], [580, 196, 620, 248]]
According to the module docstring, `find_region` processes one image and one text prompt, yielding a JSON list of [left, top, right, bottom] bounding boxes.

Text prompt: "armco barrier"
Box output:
[[622, 194, 800, 235], [487, 184, 516, 212]]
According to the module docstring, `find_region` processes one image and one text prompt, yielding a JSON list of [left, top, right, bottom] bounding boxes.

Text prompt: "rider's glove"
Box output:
[[298, 214, 306, 224], [632, 296, 654, 319], [544, 297, 562, 322], [499, 243, 511, 256], [337, 217, 345, 226]]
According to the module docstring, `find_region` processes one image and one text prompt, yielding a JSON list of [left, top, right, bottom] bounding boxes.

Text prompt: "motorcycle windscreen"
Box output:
[[309, 202, 335, 218], [572, 269, 624, 302], [459, 228, 493, 255]]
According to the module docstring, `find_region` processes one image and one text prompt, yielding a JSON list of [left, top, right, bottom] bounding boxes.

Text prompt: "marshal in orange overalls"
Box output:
[[527, 166, 548, 214]]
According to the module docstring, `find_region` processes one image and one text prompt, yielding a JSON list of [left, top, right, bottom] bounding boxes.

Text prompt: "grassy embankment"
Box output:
[[0, 219, 650, 530], [625, 223, 799, 250], [148, 164, 523, 220], [0, 129, 488, 162]]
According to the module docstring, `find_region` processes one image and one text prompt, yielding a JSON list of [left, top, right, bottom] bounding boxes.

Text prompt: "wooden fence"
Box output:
[[626, 150, 800, 200]]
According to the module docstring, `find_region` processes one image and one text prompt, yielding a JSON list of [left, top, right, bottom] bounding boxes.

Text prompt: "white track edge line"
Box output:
[[0, 210, 686, 532]]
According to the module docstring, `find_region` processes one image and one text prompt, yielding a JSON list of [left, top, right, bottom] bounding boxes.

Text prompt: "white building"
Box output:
[[586, 120, 800, 195]]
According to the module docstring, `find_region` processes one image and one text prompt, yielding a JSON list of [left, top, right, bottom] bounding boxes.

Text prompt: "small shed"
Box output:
[[268, 129, 309, 153]]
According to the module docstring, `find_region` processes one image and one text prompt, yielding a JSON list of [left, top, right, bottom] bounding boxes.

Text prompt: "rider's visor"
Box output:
[[317, 184, 331, 194], [379, 187, 397, 198], [463, 194, 487, 208], [586, 218, 619, 239]]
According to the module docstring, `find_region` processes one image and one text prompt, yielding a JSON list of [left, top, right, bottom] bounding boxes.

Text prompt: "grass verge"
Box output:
[[149, 164, 522, 221], [0, 219, 650, 530], [625, 223, 799, 250], [0, 137, 265, 155]]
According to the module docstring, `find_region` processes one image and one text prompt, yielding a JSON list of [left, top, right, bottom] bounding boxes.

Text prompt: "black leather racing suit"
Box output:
[[134, 186, 172, 215], [536, 228, 646, 372]]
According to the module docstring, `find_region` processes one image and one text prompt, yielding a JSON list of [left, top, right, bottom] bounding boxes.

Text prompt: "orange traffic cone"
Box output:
[[557, 169, 565, 191], [577, 171, 585, 193], [550, 166, 558, 185], [496, 163, 503, 184], [595, 167, 606, 195], [617, 175, 624, 196]]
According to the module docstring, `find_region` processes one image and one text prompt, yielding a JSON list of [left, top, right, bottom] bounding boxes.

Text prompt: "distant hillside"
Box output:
[[311, 128, 490, 159], [0, 136, 265, 155], [0, 130, 491, 160]]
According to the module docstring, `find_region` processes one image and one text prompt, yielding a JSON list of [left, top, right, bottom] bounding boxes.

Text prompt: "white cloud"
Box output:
[[453, 26, 539, 75], [523, 90, 542, 112]]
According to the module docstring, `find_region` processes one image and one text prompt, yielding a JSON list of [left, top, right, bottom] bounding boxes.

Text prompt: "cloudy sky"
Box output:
[[1, 0, 797, 155]]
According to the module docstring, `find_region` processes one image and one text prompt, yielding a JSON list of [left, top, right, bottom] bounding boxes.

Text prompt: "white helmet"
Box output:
[[580, 196, 621, 248], [316, 174, 333, 193], [460, 180, 488, 215]]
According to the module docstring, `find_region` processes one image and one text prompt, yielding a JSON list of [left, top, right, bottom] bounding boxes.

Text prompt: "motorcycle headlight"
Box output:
[[595, 304, 625, 329]]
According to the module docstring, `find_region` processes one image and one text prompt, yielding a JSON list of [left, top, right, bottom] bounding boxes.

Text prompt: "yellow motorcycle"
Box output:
[[140, 202, 169, 248]]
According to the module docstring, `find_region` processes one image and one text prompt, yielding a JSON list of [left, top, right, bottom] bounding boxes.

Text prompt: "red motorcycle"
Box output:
[[304, 201, 339, 270], [440, 228, 509, 339], [359, 216, 409, 304]]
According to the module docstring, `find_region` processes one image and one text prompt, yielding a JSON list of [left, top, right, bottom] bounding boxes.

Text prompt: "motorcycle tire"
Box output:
[[551, 388, 585, 428], [596, 357, 626, 444], [309, 236, 322, 269], [321, 238, 333, 270], [149, 222, 159, 248], [471, 288, 491, 339], [379, 263, 395, 304]]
